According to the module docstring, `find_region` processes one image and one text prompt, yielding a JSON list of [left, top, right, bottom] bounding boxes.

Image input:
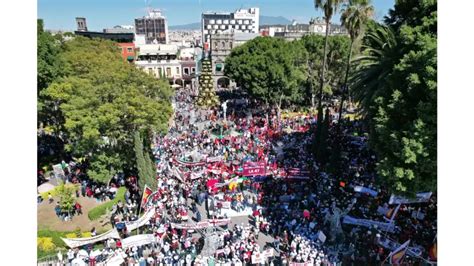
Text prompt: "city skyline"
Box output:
[[38, 0, 394, 31]]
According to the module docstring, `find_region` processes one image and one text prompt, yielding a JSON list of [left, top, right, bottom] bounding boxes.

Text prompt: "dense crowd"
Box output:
[[48, 87, 436, 265]]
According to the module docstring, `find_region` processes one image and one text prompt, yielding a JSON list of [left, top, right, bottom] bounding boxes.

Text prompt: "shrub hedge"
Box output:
[[40, 183, 80, 200], [87, 187, 126, 221]]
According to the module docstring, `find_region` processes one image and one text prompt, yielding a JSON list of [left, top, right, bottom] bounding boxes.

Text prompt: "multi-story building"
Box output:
[[135, 9, 169, 44], [177, 47, 200, 90], [74, 17, 134, 43], [135, 44, 179, 79], [260, 17, 348, 41], [104, 25, 134, 34], [168, 30, 202, 47], [201, 7, 259, 51], [117, 43, 136, 63], [134, 44, 200, 90]]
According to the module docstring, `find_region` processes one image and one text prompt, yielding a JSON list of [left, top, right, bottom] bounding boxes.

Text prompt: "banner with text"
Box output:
[[343, 215, 398, 233], [389, 192, 432, 205]]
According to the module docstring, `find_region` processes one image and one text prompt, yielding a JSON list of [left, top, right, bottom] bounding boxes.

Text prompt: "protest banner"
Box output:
[[377, 237, 423, 258], [251, 252, 265, 264], [388, 192, 432, 205], [62, 229, 120, 248], [317, 231, 326, 243], [121, 234, 156, 249], [170, 218, 231, 230], [206, 156, 224, 163], [53, 164, 65, 180], [173, 157, 205, 167], [354, 186, 378, 197], [125, 208, 156, 231], [343, 215, 398, 233], [262, 248, 275, 258], [242, 161, 266, 177]]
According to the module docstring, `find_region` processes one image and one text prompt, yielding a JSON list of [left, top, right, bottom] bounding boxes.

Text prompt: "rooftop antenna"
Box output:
[[145, 0, 152, 14]]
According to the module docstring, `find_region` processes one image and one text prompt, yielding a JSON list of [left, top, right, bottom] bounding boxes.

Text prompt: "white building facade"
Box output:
[[201, 7, 259, 52], [134, 44, 181, 79]]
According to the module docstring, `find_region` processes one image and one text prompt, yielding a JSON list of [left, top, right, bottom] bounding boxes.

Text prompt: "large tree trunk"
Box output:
[[318, 20, 331, 109], [338, 39, 354, 124]]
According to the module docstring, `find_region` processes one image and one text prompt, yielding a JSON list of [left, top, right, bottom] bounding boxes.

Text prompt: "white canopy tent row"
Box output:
[[61, 208, 156, 248]]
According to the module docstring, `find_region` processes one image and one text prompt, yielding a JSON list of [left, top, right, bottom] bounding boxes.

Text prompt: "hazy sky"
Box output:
[[38, 0, 395, 31]]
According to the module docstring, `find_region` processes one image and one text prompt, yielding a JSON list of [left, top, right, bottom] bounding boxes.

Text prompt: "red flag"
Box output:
[[141, 185, 153, 206], [388, 240, 410, 264], [429, 242, 437, 261]]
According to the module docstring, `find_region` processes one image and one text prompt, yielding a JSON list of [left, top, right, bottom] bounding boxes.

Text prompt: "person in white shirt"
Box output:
[[56, 250, 63, 265], [67, 249, 75, 263]]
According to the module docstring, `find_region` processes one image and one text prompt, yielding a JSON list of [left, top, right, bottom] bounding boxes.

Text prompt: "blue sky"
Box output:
[[38, 0, 395, 31]]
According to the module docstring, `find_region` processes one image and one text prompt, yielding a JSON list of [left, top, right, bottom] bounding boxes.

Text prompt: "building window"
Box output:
[[230, 42, 233, 49], [158, 68, 162, 78], [176, 67, 180, 75], [215, 63, 223, 72], [221, 42, 225, 49], [191, 67, 196, 73], [184, 67, 189, 75], [127, 47, 133, 53], [214, 42, 218, 50], [166, 67, 171, 77]]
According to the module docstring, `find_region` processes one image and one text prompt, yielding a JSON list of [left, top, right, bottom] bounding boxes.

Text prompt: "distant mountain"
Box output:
[[169, 22, 201, 30], [260, 16, 291, 25], [168, 16, 292, 30]]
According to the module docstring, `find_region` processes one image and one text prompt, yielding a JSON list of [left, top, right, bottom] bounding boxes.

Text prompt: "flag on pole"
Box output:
[[141, 185, 153, 207], [428, 234, 437, 262], [387, 239, 410, 264], [428, 242, 437, 262], [384, 203, 401, 223]]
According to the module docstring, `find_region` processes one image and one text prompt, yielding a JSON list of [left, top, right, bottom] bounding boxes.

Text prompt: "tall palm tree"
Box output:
[[314, 0, 345, 109], [350, 24, 400, 117], [338, 0, 374, 123]]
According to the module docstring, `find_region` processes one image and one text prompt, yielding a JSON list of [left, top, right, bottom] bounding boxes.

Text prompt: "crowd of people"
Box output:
[[47, 87, 436, 265]]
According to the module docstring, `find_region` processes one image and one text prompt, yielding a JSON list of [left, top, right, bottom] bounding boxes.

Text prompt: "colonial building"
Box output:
[[134, 44, 199, 90], [209, 32, 258, 88], [177, 47, 200, 90], [135, 44, 180, 80]]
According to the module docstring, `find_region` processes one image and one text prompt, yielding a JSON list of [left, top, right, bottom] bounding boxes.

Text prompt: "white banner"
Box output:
[[376, 237, 423, 258], [53, 164, 65, 180], [251, 252, 265, 264], [343, 215, 398, 233], [125, 208, 156, 231], [62, 229, 120, 248], [317, 231, 326, 243], [206, 156, 224, 163], [98, 252, 126, 266], [121, 234, 156, 249], [354, 186, 378, 197], [389, 192, 432, 205], [217, 201, 231, 209], [170, 218, 231, 230], [262, 248, 275, 258]]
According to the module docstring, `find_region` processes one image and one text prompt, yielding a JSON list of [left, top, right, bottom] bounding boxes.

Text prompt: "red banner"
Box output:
[[242, 161, 266, 177]]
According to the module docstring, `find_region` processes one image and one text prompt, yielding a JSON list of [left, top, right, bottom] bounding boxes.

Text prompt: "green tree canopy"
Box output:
[[41, 37, 173, 183], [224, 37, 307, 108], [351, 0, 437, 196]]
